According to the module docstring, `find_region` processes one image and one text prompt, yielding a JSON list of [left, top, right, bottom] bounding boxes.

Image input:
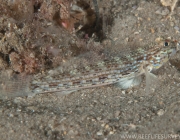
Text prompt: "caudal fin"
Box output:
[[0, 72, 33, 99]]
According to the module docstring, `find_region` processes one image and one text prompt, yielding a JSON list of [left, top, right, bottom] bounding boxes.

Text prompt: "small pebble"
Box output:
[[114, 110, 120, 118], [122, 90, 125, 94], [109, 131, 114, 135], [174, 26, 179, 31], [105, 124, 109, 129], [157, 109, 165, 116], [170, 22, 174, 26], [97, 130, 103, 136]]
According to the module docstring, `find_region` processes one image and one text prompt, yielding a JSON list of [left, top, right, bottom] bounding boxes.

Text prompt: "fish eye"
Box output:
[[164, 42, 169, 46]]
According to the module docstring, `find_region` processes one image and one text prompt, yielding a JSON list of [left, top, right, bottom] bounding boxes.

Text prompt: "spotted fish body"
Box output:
[[0, 39, 179, 97], [30, 39, 178, 94]]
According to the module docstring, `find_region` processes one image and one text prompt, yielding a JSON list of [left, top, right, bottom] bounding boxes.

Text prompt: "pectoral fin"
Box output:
[[145, 69, 159, 94], [116, 74, 142, 89]]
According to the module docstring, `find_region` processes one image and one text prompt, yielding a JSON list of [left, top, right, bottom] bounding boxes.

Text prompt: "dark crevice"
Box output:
[[0, 29, 6, 35], [75, 0, 114, 42], [33, 2, 41, 13], [0, 52, 10, 65]]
